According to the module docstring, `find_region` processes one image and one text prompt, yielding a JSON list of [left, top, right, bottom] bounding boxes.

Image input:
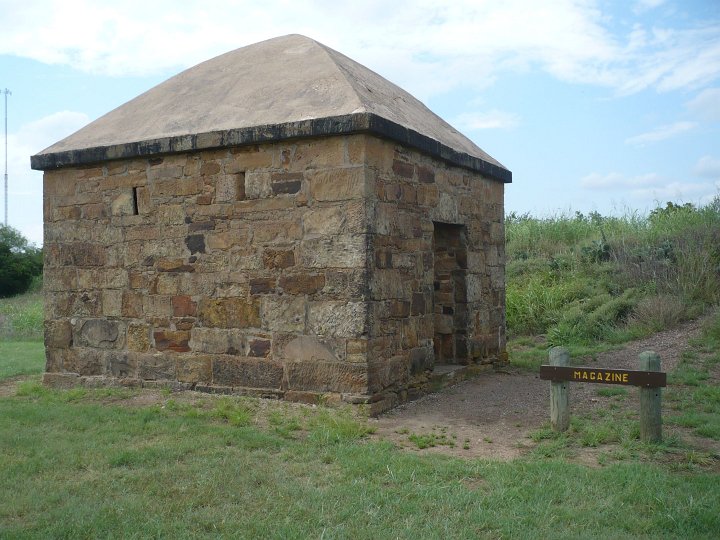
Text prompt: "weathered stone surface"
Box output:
[[172, 295, 197, 317], [262, 249, 295, 269], [307, 301, 366, 338], [262, 296, 305, 333], [127, 323, 151, 352], [286, 360, 367, 393], [73, 319, 123, 349], [137, 353, 176, 380], [43, 372, 81, 389], [106, 351, 136, 377], [212, 356, 283, 388], [301, 235, 366, 268], [63, 347, 105, 375], [368, 355, 409, 393], [197, 297, 260, 328], [111, 191, 135, 216], [278, 274, 325, 295], [176, 355, 212, 383], [282, 335, 338, 363], [244, 171, 272, 199], [189, 327, 245, 354], [153, 330, 191, 352], [44, 320, 73, 348], [308, 167, 365, 201]]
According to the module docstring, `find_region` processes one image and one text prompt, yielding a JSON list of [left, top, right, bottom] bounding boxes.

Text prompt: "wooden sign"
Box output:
[[539, 365, 666, 388]]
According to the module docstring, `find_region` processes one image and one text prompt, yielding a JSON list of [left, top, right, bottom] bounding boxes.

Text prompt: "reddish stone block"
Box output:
[[278, 274, 325, 295], [416, 165, 435, 183], [172, 295, 197, 317], [153, 330, 191, 352], [248, 338, 271, 357], [392, 159, 414, 179], [250, 278, 276, 294]]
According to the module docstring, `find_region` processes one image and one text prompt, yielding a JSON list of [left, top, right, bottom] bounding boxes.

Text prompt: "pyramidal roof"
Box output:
[[32, 35, 510, 182]]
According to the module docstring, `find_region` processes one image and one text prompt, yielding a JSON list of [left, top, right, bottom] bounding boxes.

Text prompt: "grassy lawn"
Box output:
[[1, 381, 718, 539], [0, 341, 45, 380]]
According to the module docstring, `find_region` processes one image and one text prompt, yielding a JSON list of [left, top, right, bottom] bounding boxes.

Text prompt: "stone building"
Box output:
[[32, 35, 511, 414]]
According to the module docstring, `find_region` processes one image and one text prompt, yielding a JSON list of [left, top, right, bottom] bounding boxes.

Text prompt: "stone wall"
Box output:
[[42, 133, 506, 412], [43, 135, 372, 404], [364, 138, 506, 412]]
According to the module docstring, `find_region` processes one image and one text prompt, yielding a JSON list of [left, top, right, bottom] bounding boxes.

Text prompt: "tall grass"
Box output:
[[0, 287, 43, 341], [506, 200, 720, 346]]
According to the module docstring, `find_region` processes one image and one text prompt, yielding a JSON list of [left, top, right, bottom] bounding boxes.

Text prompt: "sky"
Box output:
[[1, 0, 719, 246]]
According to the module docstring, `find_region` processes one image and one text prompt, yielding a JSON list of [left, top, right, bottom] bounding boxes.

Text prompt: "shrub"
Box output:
[[0, 225, 42, 298]]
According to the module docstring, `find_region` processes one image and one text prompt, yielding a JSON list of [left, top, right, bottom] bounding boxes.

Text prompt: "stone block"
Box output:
[[307, 301, 366, 338], [248, 338, 271, 357], [111, 191, 135, 216], [262, 249, 295, 269], [198, 297, 261, 328], [250, 278, 276, 294], [137, 353, 176, 380], [308, 167, 366, 201], [135, 186, 151, 214], [106, 351, 136, 378], [392, 160, 414, 179], [244, 170, 272, 199], [73, 319, 124, 349], [101, 289, 123, 317], [278, 273, 325, 295], [368, 355, 409, 393], [172, 295, 197, 317], [44, 320, 73, 349], [176, 356, 212, 383], [261, 296, 306, 333], [122, 291, 144, 318], [127, 323, 151, 352], [286, 360, 367, 393], [43, 372, 81, 389], [300, 235, 366, 268], [64, 347, 105, 375], [153, 330, 191, 352], [189, 327, 245, 354], [143, 295, 174, 318], [212, 356, 283, 388]]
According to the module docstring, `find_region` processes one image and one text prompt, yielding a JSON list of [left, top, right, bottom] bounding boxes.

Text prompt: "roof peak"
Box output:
[[32, 35, 510, 182]]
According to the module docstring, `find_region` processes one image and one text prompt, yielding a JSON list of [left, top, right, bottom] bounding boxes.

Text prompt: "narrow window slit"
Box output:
[[131, 187, 139, 215]]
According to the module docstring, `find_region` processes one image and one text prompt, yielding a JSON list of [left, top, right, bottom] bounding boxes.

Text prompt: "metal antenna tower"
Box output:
[[3, 88, 10, 227]]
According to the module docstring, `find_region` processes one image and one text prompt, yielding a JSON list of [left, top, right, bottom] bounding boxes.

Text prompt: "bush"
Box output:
[[0, 225, 43, 298]]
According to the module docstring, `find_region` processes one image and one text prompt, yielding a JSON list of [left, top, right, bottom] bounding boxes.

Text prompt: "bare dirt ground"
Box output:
[[370, 317, 719, 464]]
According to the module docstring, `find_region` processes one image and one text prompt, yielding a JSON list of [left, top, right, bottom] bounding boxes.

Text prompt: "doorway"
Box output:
[[432, 222, 468, 365]]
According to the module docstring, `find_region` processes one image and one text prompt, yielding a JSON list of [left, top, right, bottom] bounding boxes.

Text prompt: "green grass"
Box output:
[[1, 383, 719, 538], [0, 290, 43, 341], [506, 201, 720, 351], [0, 341, 45, 380]]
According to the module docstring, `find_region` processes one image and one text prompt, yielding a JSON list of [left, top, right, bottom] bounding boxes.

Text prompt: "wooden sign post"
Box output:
[[540, 350, 666, 441], [549, 347, 570, 432], [639, 351, 662, 443]]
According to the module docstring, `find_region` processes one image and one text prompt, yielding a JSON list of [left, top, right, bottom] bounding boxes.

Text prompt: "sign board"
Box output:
[[539, 365, 666, 388]]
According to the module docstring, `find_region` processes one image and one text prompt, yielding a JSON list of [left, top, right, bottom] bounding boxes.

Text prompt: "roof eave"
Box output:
[[30, 112, 512, 183]]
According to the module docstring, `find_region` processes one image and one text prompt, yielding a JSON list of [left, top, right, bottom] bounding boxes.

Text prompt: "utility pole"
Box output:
[[3, 88, 10, 227]]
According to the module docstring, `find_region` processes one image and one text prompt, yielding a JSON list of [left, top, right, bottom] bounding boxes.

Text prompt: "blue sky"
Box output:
[[1, 0, 719, 245]]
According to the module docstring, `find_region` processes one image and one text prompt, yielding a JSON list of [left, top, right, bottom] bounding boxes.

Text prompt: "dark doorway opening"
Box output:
[[432, 222, 468, 365]]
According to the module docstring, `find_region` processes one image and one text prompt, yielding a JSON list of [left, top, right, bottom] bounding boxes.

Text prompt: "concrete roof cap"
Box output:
[[31, 34, 510, 182]]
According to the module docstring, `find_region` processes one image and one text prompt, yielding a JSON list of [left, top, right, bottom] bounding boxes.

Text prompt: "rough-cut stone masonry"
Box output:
[[42, 134, 504, 413]]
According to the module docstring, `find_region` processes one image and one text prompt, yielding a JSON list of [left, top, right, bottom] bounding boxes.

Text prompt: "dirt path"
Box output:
[[370, 317, 709, 461]]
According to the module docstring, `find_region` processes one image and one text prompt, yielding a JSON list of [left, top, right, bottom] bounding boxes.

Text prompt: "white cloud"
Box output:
[[581, 172, 663, 190], [624, 121, 697, 146], [454, 110, 520, 130], [686, 88, 720, 122], [694, 156, 720, 179], [0, 0, 717, 99]]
